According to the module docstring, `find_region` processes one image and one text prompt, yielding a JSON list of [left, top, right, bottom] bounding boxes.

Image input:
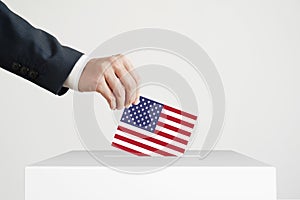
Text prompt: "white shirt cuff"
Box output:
[[63, 54, 89, 91]]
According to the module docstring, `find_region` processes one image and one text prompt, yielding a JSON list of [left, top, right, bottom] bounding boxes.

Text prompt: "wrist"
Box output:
[[63, 54, 90, 91]]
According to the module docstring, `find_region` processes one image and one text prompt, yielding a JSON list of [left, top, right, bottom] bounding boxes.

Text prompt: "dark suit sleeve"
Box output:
[[0, 1, 83, 95]]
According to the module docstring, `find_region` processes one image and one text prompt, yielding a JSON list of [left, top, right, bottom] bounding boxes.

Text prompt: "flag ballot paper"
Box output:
[[112, 96, 198, 156]]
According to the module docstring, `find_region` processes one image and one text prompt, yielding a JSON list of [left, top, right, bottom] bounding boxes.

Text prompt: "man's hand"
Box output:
[[78, 54, 140, 110]]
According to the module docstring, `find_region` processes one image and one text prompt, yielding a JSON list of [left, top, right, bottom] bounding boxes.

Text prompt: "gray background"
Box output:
[[0, 0, 300, 199]]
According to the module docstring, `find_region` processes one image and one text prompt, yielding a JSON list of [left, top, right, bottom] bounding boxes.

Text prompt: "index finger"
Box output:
[[121, 56, 140, 104]]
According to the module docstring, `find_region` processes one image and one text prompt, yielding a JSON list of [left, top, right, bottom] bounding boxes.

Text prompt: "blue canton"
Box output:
[[120, 96, 163, 133]]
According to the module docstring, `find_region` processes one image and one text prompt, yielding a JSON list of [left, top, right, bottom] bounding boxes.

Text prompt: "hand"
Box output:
[[78, 54, 140, 110]]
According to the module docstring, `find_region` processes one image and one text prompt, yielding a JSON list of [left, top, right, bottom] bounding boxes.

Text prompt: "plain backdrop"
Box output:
[[0, 0, 300, 199]]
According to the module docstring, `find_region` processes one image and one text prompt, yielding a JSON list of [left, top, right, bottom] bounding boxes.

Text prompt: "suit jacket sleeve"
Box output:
[[0, 1, 83, 95]]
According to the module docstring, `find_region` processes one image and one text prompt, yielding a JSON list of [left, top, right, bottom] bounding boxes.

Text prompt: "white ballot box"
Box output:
[[25, 150, 276, 200]]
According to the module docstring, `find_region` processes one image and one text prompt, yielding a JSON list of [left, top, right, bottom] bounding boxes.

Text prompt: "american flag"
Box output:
[[111, 96, 198, 156]]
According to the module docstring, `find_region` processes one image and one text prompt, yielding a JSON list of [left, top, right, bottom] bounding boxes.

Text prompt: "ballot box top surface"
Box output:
[[28, 150, 272, 167]]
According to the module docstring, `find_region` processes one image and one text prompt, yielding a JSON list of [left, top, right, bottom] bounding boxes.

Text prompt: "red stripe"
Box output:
[[160, 113, 194, 128], [154, 130, 188, 145], [163, 105, 197, 120], [157, 121, 191, 137], [112, 142, 149, 156], [118, 126, 185, 153], [114, 134, 176, 156]]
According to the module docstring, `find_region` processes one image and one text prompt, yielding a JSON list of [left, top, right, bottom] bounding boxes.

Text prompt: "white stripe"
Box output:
[[118, 122, 187, 148], [162, 109, 196, 124], [158, 117, 193, 132], [112, 138, 159, 156], [155, 126, 190, 141], [116, 130, 183, 156], [116, 129, 185, 155]]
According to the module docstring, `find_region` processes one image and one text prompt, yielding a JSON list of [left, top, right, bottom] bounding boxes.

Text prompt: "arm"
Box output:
[[0, 1, 140, 109], [0, 1, 82, 95]]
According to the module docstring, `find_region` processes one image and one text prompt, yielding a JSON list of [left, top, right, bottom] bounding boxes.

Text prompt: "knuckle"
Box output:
[[135, 74, 141, 84], [103, 68, 111, 76], [114, 86, 125, 98], [108, 59, 117, 67], [116, 67, 128, 78], [104, 68, 114, 79], [108, 95, 115, 103], [127, 80, 136, 91], [117, 54, 127, 63], [108, 56, 115, 63], [96, 83, 104, 92], [113, 64, 122, 71], [134, 71, 140, 80], [121, 55, 129, 63], [101, 60, 112, 69], [94, 79, 103, 91], [116, 53, 123, 58]]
